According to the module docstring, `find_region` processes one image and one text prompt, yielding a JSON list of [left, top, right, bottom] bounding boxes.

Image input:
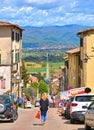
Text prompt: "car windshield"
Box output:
[[0, 95, 10, 103], [76, 95, 94, 102], [70, 97, 74, 102], [36, 100, 40, 103]]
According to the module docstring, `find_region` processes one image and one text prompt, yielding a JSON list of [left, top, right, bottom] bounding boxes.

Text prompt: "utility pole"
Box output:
[[45, 52, 50, 93], [46, 52, 49, 80]]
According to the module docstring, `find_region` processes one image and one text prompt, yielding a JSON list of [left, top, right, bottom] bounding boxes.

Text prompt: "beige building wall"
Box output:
[[0, 27, 11, 64], [0, 21, 23, 98], [68, 54, 79, 88]]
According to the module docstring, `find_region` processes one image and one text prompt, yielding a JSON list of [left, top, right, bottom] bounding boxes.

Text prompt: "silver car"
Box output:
[[84, 101, 94, 130]]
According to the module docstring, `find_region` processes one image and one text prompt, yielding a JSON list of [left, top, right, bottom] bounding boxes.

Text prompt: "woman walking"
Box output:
[[39, 92, 49, 125]]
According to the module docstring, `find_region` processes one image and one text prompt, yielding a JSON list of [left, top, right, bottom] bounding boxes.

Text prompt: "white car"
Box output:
[[70, 93, 94, 124], [84, 101, 94, 130], [35, 100, 40, 107], [25, 101, 32, 108]]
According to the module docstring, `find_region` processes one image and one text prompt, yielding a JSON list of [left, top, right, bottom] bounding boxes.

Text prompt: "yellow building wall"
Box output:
[[80, 36, 87, 87], [80, 31, 94, 93], [68, 54, 79, 89], [85, 32, 94, 93]]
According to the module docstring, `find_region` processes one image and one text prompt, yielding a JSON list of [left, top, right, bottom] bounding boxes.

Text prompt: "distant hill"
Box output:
[[22, 24, 92, 49]]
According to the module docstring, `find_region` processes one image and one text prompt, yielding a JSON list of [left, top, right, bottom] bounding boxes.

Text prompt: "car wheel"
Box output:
[[10, 115, 15, 123], [14, 111, 18, 120], [85, 123, 91, 130], [66, 112, 69, 119], [0, 103, 6, 113], [70, 118, 75, 124], [65, 113, 68, 119], [64, 111, 67, 118]]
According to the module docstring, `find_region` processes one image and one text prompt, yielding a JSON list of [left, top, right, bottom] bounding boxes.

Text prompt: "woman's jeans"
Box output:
[[41, 111, 47, 122]]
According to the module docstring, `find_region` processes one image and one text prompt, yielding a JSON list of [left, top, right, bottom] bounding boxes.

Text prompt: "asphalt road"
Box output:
[[0, 107, 85, 130]]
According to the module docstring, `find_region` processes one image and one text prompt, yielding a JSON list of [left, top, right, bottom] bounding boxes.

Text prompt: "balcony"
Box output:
[[11, 64, 18, 75]]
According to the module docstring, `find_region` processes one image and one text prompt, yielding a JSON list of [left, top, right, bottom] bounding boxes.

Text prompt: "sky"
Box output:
[[0, 0, 94, 27]]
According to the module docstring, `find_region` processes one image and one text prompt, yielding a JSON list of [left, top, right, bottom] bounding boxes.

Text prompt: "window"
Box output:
[[17, 33, 19, 42], [80, 38, 83, 47], [65, 61, 69, 69], [20, 30, 22, 38], [80, 60, 82, 68], [11, 31, 14, 41], [15, 32, 17, 41], [15, 52, 20, 62], [15, 33, 20, 42], [1, 78, 6, 89], [76, 95, 94, 102]]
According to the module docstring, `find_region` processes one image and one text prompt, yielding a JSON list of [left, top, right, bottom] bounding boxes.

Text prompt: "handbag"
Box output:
[[35, 111, 40, 119]]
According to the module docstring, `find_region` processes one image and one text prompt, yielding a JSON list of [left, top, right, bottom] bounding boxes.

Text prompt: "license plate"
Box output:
[[82, 112, 85, 114], [79, 116, 84, 121]]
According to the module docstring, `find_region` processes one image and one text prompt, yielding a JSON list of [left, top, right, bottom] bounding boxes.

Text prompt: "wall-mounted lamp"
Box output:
[[83, 53, 94, 63], [83, 54, 90, 63], [91, 46, 94, 52]]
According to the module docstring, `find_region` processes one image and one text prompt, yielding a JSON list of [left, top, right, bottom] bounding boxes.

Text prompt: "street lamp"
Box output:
[[20, 80, 24, 97], [16, 73, 21, 98]]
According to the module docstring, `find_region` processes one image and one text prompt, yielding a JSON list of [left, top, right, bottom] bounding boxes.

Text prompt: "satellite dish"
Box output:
[[85, 87, 91, 93]]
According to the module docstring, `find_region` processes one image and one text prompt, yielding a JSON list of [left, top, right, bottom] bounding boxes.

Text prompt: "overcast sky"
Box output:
[[0, 0, 94, 27]]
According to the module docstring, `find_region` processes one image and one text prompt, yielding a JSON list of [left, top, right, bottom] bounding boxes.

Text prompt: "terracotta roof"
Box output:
[[30, 75, 38, 83], [0, 21, 24, 30], [66, 47, 80, 54], [64, 56, 68, 59], [77, 28, 94, 35]]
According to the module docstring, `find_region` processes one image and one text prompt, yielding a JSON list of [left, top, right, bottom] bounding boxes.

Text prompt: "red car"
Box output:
[[61, 99, 69, 117], [65, 96, 74, 119]]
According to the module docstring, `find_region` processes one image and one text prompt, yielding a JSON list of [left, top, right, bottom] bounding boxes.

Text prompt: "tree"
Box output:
[[30, 82, 38, 96], [32, 72, 44, 81], [22, 59, 29, 87], [39, 80, 48, 94]]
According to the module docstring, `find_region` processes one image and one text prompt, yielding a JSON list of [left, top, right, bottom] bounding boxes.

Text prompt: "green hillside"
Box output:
[[22, 24, 90, 49]]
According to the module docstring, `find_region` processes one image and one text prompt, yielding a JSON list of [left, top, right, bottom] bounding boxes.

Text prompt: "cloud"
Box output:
[[0, 0, 94, 26], [26, 0, 58, 4]]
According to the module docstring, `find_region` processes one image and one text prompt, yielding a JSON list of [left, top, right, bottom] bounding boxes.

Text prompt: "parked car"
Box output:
[[70, 94, 94, 124], [61, 99, 69, 117], [35, 100, 40, 107], [0, 94, 18, 122], [84, 101, 94, 130], [65, 96, 74, 119], [25, 101, 32, 108]]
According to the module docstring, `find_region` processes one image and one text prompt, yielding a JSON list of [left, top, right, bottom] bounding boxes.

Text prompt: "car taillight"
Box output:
[[71, 103, 78, 107], [64, 104, 66, 107], [10, 104, 14, 110], [68, 104, 71, 109], [71, 111, 76, 115]]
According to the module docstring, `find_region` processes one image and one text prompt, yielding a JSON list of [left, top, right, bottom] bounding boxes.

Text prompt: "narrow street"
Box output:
[[0, 107, 84, 130]]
